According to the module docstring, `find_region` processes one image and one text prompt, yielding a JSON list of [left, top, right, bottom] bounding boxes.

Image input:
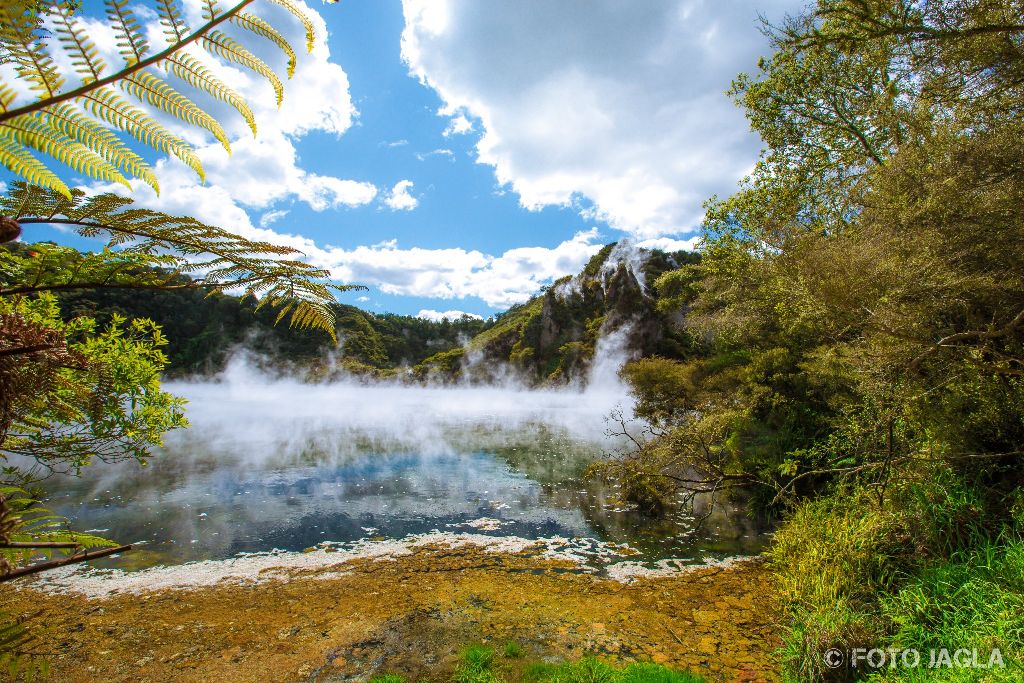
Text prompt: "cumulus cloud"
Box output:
[[383, 180, 419, 211], [401, 0, 801, 238], [79, 1, 375, 221], [417, 309, 484, 322], [312, 229, 604, 307], [443, 113, 474, 136]]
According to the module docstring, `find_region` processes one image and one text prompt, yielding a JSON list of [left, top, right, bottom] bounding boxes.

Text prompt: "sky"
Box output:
[[5, 0, 803, 320]]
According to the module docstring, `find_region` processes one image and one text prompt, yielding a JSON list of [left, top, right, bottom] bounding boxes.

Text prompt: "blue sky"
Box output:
[[5, 0, 801, 319]]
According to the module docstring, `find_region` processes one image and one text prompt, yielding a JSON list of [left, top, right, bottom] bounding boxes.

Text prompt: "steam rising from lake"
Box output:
[[172, 354, 634, 460], [39, 344, 767, 574]]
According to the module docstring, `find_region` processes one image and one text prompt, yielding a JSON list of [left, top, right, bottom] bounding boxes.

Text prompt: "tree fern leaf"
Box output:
[[105, 0, 149, 65], [201, 29, 284, 105], [166, 52, 256, 136], [1, 116, 131, 188], [120, 70, 230, 151], [51, 2, 107, 84], [231, 12, 296, 78], [0, 135, 70, 198], [202, 0, 222, 21], [0, 85, 17, 114], [0, 3, 65, 98], [266, 0, 316, 53], [80, 87, 205, 181], [154, 0, 190, 44], [44, 103, 159, 192]]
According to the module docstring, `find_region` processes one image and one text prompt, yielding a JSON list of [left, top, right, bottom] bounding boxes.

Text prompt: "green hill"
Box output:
[[46, 240, 698, 385]]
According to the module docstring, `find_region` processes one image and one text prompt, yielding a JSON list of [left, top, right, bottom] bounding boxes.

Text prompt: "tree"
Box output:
[[0, 4, 346, 674], [610, 0, 1024, 510]]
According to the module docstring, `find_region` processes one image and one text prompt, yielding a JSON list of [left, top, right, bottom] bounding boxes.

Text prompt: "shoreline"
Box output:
[[27, 531, 752, 599], [2, 538, 779, 682]]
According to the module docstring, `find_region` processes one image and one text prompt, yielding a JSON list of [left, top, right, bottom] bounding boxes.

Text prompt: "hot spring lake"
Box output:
[[41, 368, 767, 572]]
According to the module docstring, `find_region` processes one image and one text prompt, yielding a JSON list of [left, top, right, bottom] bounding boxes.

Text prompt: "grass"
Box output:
[[503, 642, 524, 659], [523, 657, 706, 683], [770, 465, 1024, 682], [370, 647, 707, 683]]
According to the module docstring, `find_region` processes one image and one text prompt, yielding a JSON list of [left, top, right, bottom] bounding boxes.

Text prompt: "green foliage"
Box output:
[[0, 0, 318, 196], [503, 642, 523, 659], [0, 290, 186, 473], [0, 609, 45, 682], [523, 657, 705, 683], [368, 675, 406, 683], [453, 644, 502, 683], [466, 246, 697, 386], [771, 470, 1024, 682], [0, 485, 115, 560]]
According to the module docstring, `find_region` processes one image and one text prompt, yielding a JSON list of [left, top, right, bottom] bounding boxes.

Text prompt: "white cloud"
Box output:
[[313, 229, 604, 307], [417, 148, 455, 161], [636, 236, 700, 252], [401, 0, 801, 238], [417, 309, 483, 322], [259, 209, 290, 227], [79, 1, 374, 221], [383, 180, 419, 211], [443, 113, 474, 136]]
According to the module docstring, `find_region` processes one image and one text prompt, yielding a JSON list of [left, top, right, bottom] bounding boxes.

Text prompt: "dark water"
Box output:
[[41, 373, 767, 570]]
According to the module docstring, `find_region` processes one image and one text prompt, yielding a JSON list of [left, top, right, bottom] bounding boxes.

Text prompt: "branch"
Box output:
[[0, 343, 57, 357], [0, 0, 257, 124], [0, 544, 131, 582]]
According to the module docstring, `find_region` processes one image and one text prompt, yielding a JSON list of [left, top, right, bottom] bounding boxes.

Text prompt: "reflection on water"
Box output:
[[41, 372, 767, 570]]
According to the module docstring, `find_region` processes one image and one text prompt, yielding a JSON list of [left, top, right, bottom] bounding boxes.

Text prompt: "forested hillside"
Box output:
[[416, 243, 698, 384], [38, 239, 697, 385]]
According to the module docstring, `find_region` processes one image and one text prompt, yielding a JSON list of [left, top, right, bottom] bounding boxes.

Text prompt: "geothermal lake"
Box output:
[[41, 364, 766, 572]]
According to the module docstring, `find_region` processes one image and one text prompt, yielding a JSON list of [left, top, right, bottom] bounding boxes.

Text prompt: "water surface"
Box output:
[[43, 369, 766, 570]]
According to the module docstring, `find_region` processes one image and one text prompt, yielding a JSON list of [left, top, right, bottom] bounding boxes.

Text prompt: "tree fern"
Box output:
[[0, 181, 358, 339], [0, 0, 324, 197]]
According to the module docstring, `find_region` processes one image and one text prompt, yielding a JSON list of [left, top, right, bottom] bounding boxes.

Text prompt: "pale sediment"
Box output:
[[30, 531, 749, 599]]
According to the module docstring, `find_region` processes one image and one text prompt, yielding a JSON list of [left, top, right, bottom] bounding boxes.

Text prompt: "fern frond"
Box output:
[[1, 115, 131, 188], [81, 87, 204, 180], [51, 1, 107, 84], [6, 182, 352, 341], [155, 0, 190, 44], [201, 29, 284, 105], [166, 52, 256, 136], [0, 0, 319, 190], [0, 136, 69, 198], [105, 0, 150, 65], [231, 12, 296, 78], [0, 85, 17, 114], [267, 0, 316, 53], [45, 103, 159, 192], [0, 3, 65, 98], [203, 0, 223, 21], [120, 70, 230, 151]]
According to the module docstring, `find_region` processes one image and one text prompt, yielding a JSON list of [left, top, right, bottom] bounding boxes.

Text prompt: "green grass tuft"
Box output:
[[503, 641, 524, 659], [369, 675, 407, 683]]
